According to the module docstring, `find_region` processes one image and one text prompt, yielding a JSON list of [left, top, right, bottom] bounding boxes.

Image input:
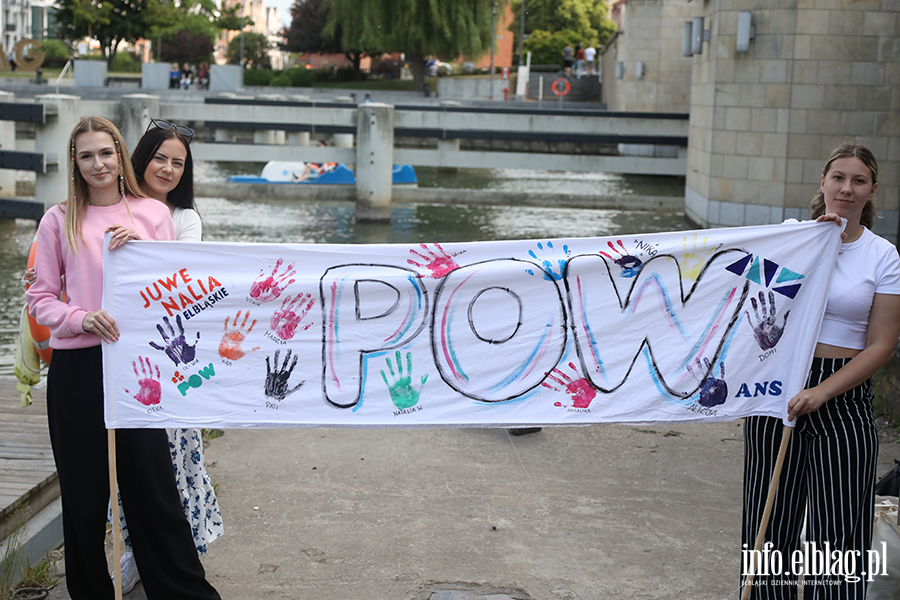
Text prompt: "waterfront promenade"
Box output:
[[4, 376, 898, 600]]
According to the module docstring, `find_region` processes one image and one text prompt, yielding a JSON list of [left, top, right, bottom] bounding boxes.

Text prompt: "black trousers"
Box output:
[[741, 357, 878, 600], [47, 346, 220, 600]]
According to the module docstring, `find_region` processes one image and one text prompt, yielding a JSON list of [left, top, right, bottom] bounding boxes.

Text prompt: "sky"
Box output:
[[272, 0, 293, 27]]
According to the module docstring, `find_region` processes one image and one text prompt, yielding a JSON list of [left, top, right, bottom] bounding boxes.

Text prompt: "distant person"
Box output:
[[197, 63, 210, 90], [584, 43, 596, 76], [574, 42, 585, 78], [9, 58, 16, 72], [169, 63, 180, 89], [181, 63, 193, 90], [562, 43, 573, 76], [295, 140, 338, 181]]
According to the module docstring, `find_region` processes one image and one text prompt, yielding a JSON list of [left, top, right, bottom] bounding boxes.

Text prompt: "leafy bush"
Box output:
[[269, 73, 291, 87], [243, 68, 275, 86], [109, 53, 141, 73], [286, 66, 315, 87], [37, 39, 71, 69], [523, 29, 582, 67]]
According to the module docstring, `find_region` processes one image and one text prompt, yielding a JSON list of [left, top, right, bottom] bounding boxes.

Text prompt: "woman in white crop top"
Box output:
[[741, 143, 900, 600]]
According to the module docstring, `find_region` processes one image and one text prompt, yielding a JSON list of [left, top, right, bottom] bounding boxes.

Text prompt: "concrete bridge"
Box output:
[[0, 89, 687, 222]]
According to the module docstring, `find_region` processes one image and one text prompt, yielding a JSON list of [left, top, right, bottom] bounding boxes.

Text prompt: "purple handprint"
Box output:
[[270, 293, 315, 341], [250, 258, 296, 302], [407, 243, 460, 279], [124, 356, 162, 406], [149, 315, 200, 366], [687, 358, 728, 408], [599, 239, 642, 278], [745, 291, 790, 351]]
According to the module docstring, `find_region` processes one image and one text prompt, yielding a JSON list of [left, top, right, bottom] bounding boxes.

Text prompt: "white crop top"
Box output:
[[817, 227, 900, 349]]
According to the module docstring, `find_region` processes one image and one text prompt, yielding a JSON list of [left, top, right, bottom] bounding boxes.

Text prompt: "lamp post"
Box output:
[[489, 2, 497, 100], [519, 0, 524, 67], [239, 0, 245, 68]]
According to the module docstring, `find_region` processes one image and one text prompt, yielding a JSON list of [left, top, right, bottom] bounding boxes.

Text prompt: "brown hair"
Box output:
[[808, 142, 878, 229], [64, 116, 143, 251]]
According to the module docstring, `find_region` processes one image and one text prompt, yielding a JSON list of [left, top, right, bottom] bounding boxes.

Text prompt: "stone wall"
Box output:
[[684, 0, 900, 244], [600, 0, 694, 113]]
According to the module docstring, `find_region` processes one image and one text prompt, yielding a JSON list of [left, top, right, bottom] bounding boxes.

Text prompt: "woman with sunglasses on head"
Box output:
[[25, 116, 220, 600], [101, 118, 223, 591], [741, 142, 900, 599]]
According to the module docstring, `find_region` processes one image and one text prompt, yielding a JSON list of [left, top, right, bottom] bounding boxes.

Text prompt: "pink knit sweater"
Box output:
[[26, 196, 175, 349]]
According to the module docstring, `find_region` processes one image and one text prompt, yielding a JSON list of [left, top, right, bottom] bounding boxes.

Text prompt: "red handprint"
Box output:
[[543, 362, 597, 409], [270, 293, 315, 341], [219, 310, 260, 361], [407, 243, 459, 279], [125, 356, 162, 406], [250, 258, 296, 302]]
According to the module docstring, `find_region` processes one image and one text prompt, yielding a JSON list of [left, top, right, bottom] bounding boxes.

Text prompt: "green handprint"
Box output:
[[381, 350, 428, 410]]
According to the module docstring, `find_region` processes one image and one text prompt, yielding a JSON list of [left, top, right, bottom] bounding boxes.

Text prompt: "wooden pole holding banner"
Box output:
[[740, 425, 793, 600], [108, 430, 123, 600]]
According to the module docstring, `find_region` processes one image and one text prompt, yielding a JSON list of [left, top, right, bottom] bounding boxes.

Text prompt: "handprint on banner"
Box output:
[[745, 290, 790, 351], [218, 310, 259, 361], [250, 258, 296, 302], [599, 239, 643, 278], [264, 349, 304, 401], [407, 243, 460, 279], [270, 293, 315, 341], [381, 350, 428, 411], [148, 314, 200, 366], [680, 233, 719, 282], [125, 356, 162, 406], [543, 362, 597, 409], [687, 358, 728, 408], [525, 241, 569, 281]]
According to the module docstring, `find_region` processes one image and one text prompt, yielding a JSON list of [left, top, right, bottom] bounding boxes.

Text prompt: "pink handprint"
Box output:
[[219, 310, 260, 361], [270, 293, 315, 341], [250, 258, 296, 302], [407, 243, 459, 279], [124, 356, 162, 406], [543, 362, 597, 409]]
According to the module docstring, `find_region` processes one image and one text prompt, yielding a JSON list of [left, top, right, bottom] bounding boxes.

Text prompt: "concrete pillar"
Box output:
[[437, 138, 459, 173], [215, 129, 239, 143], [333, 96, 355, 148], [253, 130, 276, 145], [287, 131, 310, 146], [35, 94, 81, 212], [256, 95, 286, 145], [0, 91, 15, 196], [355, 103, 394, 222], [120, 94, 159, 153]]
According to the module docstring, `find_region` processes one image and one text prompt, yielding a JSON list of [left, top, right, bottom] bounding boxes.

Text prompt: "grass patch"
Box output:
[[0, 504, 57, 600], [202, 428, 224, 443]]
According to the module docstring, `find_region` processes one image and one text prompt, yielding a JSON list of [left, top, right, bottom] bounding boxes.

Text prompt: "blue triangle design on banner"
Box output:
[[773, 284, 801, 299], [764, 259, 778, 287], [776, 268, 806, 283], [746, 257, 762, 285], [726, 253, 753, 277]]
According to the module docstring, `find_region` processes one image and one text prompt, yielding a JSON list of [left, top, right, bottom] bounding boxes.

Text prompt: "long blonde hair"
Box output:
[[808, 142, 878, 229], [63, 116, 143, 251]]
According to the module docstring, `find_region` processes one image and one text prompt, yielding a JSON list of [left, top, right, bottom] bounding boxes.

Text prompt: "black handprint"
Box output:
[[745, 291, 790, 351], [149, 315, 200, 366], [687, 358, 728, 408], [264, 349, 305, 401]]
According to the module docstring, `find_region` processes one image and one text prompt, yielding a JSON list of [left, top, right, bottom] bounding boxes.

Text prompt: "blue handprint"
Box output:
[[687, 358, 728, 408], [525, 241, 569, 281]]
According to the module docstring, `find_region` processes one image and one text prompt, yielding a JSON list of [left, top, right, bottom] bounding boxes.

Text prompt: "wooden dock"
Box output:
[[0, 377, 58, 541]]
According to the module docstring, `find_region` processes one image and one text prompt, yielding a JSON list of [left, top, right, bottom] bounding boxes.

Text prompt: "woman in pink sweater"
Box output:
[[25, 116, 220, 600]]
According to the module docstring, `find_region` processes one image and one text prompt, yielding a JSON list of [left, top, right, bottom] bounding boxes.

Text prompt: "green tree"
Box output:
[[522, 28, 581, 66], [512, 0, 615, 62], [56, 0, 147, 64], [145, 0, 220, 62], [324, 0, 499, 91], [283, 0, 371, 76], [226, 32, 271, 68]]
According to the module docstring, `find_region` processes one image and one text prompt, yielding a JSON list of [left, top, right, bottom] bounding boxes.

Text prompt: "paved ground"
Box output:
[[38, 416, 900, 600]]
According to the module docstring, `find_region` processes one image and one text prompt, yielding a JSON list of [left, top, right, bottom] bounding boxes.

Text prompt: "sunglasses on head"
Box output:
[[146, 118, 194, 143]]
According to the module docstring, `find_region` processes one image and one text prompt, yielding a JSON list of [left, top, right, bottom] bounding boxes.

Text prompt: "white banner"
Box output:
[[102, 222, 840, 429]]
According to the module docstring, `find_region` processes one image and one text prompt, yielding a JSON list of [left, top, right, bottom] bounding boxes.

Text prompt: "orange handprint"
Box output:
[[218, 310, 260, 361]]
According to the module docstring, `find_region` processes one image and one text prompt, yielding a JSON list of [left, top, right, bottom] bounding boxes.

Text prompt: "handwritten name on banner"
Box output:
[[102, 222, 840, 429]]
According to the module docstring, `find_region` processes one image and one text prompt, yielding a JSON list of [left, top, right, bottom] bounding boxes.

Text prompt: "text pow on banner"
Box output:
[[102, 222, 840, 429]]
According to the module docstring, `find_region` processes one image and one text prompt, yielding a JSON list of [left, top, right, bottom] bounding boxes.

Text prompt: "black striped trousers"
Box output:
[[741, 357, 878, 600]]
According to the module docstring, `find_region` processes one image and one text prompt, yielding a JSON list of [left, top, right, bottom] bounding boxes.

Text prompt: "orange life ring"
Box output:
[[551, 77, 571, 97], [25, 232, 58, 366]]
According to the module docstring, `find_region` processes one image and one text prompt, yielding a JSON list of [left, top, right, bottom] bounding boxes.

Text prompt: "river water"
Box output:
[[0, 166, 687, 376]]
